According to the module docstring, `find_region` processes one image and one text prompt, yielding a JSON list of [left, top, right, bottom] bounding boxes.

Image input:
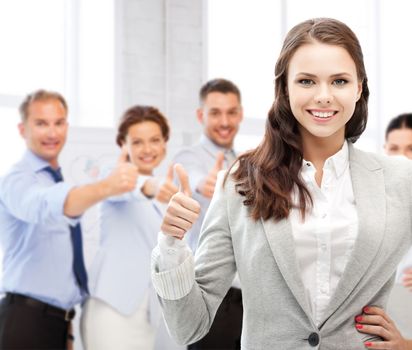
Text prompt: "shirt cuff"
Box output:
[[134, 175, 165, 200], [49, 182, 79, 222], [158, 232, 191, 268], [151, 233, 194, 300]]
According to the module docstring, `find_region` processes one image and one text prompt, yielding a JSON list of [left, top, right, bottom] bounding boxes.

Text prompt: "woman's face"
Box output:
[[125, 121, 166, 175], [384, 128, 412, 159], [287, 41, 362, 146]]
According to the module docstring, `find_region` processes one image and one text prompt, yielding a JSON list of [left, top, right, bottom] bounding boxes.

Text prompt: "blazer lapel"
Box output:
[[319, 144, 386, 326], [261, 217, 314, 321]]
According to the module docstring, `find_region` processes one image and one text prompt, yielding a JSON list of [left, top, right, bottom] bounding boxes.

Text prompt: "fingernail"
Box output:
[[355, 324, 363, 329], [365, 342, 372, 347], [355, 315, 362, 322], [363, 306, 369, 312]]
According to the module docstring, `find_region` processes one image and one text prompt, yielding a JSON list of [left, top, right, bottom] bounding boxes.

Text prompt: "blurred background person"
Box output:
[[383, 112, 412, 291], [384, 113, 412, 160], [383, 112, 412, 340], [80, 105, 181, 350], [173, 78, 243, 350], [0, 90, 138, 350]]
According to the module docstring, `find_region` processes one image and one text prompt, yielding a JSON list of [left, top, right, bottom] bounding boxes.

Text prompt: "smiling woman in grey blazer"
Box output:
[[151, 18, 412, 350]]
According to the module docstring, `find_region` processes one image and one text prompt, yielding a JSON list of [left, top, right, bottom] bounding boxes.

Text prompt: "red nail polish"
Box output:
[[355, 315, 362, 322], [365, 342, 372, 347], [363, 306, 369, 312], [356, 324, 363, 329]]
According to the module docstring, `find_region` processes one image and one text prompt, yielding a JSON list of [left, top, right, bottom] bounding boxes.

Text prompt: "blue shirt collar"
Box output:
[[199, 134, 235, 157], [22, 149, 60, 174]]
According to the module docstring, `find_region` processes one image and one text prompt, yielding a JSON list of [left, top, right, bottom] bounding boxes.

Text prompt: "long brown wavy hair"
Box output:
[[230, 18, 369, 221]]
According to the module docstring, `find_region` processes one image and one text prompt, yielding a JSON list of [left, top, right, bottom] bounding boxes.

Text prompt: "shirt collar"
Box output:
[[302, 140, 349, 179], [22, 149, 59, 174], [328, 140, 349, 178], [199, 134, 236, 158]]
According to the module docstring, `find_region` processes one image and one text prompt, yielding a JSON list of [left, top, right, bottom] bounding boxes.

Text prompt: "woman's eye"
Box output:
[[333, 79, 348, 86], [299, 79, 314, 86]]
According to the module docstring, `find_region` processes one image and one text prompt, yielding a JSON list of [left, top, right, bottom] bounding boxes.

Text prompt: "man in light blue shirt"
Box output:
[[0, 89, 139, 349], [173, 79, 243, 350]]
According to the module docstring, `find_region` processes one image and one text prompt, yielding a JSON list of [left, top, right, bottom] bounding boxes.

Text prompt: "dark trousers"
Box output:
[[0, 294, 71, 350], [189, 287, 243, 350]]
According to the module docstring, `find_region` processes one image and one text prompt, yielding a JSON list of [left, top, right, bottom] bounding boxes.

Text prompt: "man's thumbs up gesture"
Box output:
[[104, 146, 139, 196], [196, 152, 225, 199], [161, 164, 200, 239]]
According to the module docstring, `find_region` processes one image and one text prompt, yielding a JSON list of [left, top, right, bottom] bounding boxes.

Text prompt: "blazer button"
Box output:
[[308, 332, 320, 346]]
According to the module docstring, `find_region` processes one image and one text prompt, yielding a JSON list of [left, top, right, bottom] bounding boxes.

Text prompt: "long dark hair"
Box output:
[[230, 18, 369, 221]]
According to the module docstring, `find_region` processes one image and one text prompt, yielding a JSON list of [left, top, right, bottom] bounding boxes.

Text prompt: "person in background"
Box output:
[[359, 112, 412, 349], [384, 113, 412, 292], [152, 18, 412, 349], [173, 78, 243, 349], [81, 105, 181, 350], [384, 113, 412, 160], [0, 90, 138, 350]]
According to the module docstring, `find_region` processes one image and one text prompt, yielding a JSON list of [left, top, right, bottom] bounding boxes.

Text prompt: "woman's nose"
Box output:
[[314, 85, 333, 105]]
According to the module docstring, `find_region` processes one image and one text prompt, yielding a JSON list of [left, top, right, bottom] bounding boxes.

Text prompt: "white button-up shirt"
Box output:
[[290, 141, 358, 325], [153, 142, 358, 326]]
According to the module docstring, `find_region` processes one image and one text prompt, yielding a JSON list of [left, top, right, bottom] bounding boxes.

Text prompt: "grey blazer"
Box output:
[[158, 144, 412, 350]]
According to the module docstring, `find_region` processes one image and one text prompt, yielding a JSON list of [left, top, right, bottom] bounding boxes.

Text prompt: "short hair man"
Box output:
[[173, 78, 243, 349], [0, 90, 138, 349]]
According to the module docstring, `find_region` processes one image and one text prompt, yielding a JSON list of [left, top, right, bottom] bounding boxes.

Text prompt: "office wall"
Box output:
[[117, 0, 205, 150]]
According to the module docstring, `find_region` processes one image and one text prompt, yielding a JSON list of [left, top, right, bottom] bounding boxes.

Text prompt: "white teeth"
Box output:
[[312, 111, 334, 118]]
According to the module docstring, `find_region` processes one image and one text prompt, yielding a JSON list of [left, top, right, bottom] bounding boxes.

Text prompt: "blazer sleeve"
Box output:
[[152, 171, 237, 345]]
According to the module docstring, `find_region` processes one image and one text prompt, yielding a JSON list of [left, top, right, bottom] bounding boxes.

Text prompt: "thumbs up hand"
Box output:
[[104, 146, 139, 196], [161, 164, 201, 239], [155, 164, 179, 203], [196, 152, 225, 199]]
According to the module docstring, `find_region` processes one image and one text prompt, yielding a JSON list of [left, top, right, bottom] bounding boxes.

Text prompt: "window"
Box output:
[[206, 0, 282, 151], [0, 0, 115, 174], [0, 0, 66, 96], [76, 0, 115, 127]]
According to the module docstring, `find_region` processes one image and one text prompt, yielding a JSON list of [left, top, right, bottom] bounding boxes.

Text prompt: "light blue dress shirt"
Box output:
[[88, 173, 163, 320], [172, 134, 236, 252], [0, 150, 84, 309]]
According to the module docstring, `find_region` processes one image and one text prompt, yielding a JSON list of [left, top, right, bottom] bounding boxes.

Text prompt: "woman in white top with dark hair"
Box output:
[[81, 105, 179, 349], [151, 18, 412, 350]]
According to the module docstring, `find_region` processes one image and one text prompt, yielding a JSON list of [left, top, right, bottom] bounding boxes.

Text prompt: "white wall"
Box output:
[[117, 0, 204, 150]]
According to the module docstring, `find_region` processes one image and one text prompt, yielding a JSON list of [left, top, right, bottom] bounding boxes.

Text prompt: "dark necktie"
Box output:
[[43, 166, 89, 294]]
